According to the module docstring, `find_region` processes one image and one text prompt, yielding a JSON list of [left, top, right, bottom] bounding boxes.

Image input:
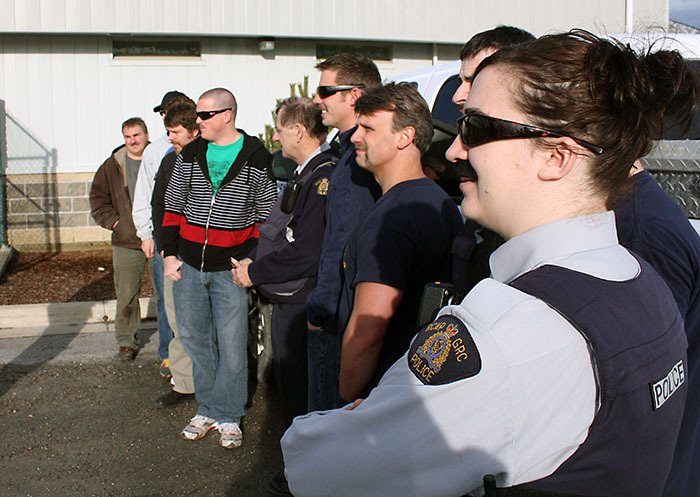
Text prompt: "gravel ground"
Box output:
[[0, 355, 285, 497]]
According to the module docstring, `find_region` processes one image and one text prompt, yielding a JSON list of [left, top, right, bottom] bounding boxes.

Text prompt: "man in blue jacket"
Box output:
[[305, 53, 382, 410]]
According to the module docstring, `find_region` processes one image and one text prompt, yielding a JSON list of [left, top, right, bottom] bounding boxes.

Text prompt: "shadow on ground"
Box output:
[[0, 353, 284, 497]]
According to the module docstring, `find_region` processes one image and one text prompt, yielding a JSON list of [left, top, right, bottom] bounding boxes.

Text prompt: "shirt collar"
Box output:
[[338, 126, 357, 156], [294, 142, 331, 175], [490, 211, 619, 283]]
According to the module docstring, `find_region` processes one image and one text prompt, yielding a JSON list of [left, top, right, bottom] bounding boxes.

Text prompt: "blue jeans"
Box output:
[[173, 261, 248, 423], [307, 323, 343, 411], [151, 246, 174, 360]]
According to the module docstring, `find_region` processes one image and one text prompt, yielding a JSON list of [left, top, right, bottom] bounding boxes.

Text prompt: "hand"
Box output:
[[231, 263, 253, 288], [141, 238, 155, 259], [164, 256, 183, 281], [344, 399, 364, 411], [307, 321, 322, 332]]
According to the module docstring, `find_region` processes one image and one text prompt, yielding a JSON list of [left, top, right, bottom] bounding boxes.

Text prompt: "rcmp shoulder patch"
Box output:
[[407, 314, 481, 385], [315, 177, 330, 196]]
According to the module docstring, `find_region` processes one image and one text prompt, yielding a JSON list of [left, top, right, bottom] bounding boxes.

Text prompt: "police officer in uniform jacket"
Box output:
[[232, 98, 337, 427], [280, 31, 696, 497]]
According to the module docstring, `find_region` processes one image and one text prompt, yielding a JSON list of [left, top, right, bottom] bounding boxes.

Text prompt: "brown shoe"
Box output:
[[117, 346, 137, 362]]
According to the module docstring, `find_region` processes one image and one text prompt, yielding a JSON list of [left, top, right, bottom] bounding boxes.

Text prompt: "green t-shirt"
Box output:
[[206, 135, 244, 192]]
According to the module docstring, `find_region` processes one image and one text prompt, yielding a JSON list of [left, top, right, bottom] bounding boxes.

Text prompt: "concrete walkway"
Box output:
[[0, 297, 159, 364], [0, 297, 157, 338]]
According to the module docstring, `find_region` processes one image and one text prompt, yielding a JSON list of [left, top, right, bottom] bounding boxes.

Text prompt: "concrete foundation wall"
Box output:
[[5, 172, 110, 250]]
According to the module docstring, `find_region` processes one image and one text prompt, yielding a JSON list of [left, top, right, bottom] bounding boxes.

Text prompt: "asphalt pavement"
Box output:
[[0, 301, 285, 497]]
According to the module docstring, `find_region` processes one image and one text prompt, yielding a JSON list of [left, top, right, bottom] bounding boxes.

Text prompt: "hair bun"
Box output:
[[584, 35, 699, 140], [642, 49, 699, 135]]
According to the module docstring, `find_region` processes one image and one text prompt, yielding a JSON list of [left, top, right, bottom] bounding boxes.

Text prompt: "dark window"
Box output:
[[316, 43, 392, 61], [112, 40, 201, 58], [431, 74, 461, 128]]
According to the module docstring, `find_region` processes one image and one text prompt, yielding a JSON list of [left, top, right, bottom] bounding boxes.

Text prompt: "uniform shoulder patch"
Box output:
[[407, 314, 481, 385], [315, 177, 329, 196]]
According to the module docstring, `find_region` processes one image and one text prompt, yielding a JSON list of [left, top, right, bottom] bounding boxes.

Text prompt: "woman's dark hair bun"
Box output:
[[642, 48, 699, 135], [583, 31, 699, 140]]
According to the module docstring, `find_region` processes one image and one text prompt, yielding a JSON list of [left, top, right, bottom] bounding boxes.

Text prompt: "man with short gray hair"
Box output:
[[233, 96, 336, 427]]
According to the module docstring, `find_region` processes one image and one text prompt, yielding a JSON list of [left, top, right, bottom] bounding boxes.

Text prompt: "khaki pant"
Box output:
[[112, 246, 146, 349], [163, 276, 194, 394]]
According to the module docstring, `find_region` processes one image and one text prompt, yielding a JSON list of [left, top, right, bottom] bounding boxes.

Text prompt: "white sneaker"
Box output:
[[181, 415, 218, 441], [218, 422, 243, 449]]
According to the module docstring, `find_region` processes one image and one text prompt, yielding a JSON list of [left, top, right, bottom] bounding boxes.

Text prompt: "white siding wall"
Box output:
[[0, 0, 670, 174], [0, 0, 667, 43], [0, 34, 457, 173]]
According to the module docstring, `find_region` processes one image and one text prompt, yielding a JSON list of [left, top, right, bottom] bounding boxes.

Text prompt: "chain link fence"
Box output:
[[0, 99, 61, 250], [0, 100, 7, 246]]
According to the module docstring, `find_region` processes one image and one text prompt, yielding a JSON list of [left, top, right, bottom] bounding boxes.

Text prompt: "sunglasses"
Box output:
[[316, 84, 366, 99], [458, 113, 604, 155], [196, 108, 232, 121]]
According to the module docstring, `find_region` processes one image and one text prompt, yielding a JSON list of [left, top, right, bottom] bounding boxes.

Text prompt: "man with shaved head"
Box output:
[[162, 87, 276, 448]]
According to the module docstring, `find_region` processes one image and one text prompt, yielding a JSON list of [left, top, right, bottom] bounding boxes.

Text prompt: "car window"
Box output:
[[431, 74, 462, 126]]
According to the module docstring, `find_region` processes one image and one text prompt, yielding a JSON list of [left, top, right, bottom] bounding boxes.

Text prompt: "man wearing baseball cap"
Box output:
[[132, 90, 192, 379]]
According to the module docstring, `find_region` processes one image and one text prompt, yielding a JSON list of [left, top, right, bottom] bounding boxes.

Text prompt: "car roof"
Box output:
[[390, 60, 461, 110]]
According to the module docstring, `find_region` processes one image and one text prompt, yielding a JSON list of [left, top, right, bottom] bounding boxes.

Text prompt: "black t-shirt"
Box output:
[[338, 177, 464, 392]]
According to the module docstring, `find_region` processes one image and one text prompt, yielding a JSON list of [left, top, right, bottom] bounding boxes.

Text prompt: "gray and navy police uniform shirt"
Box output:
[[247, 143, 337, 304], [281, 212, 687, 497]]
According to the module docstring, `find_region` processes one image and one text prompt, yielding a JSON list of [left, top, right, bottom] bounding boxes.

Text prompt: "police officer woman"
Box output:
[[281, 31, 698, 497]]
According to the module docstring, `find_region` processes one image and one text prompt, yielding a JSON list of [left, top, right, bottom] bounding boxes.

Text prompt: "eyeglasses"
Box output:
[[457, 113, 604, 155], [316, 85, 365, 99], [196, 108, 232, 121]]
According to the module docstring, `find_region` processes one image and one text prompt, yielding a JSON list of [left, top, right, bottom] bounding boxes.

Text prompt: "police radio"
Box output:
[[280, 180, 302, 214], [416, 282, 464, 329]]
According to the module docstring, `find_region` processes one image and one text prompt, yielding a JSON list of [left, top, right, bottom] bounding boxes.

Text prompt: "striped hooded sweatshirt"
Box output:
[[162, 133, 276, 272]]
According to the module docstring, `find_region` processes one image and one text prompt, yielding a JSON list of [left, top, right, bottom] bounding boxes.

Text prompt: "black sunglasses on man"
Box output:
[[316, 84, 366, 99], [196, 108, 232, 121]]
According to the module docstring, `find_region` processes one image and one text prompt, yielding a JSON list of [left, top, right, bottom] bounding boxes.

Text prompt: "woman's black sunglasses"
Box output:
[[316, 84, 365, 99], [457, 114, 604, 155]]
